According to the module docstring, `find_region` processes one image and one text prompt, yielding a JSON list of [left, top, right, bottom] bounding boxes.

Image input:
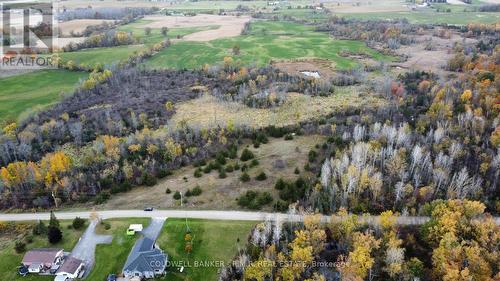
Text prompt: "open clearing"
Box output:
[[168, 88, 385, 130], [58, 19, 116, 36], [141, 14, 251, 41], [325, 0, 409, 13], [155, 219, 255, 281], [98, 135, 324, 211], [272, 59, 336, 80], [0, 70, 87, 124], [144, 21, 394, 70]]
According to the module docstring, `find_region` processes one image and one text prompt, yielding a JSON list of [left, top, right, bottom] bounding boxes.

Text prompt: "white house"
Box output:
[[55, 257, 84, 280]]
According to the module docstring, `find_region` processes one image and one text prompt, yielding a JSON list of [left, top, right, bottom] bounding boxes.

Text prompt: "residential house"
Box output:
[[122, 237, 167, 279], [55, 257, 85, 280], [22, 248, 64, 273]]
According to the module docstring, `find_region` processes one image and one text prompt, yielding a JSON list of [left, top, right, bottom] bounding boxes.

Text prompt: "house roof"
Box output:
[[22, 248, 63, 264], [57, 257, 83, 274], [123, 237, 167, 273]]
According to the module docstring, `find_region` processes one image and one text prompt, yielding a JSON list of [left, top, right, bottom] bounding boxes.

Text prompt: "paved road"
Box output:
[[0, 210, 498, 225], [141, 217, 166, 240], [68, 220, 112, 278]]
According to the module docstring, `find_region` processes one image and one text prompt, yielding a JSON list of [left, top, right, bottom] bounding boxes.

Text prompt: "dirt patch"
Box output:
[[141, 14, 251, 41], [272, 59, 336, 80], [392, 31, 477, 75], [59, 19, 115, 36], [98, 135, 325, 211]]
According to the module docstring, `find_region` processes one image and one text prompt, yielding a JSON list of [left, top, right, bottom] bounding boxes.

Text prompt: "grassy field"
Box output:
[[338, 11, 499, 24], [0, 221, 86, 281], [0, 70, 87, 124], [144, 21, 393, 70], [86, 218, 150, 280], [117, 20, 220, 45], [58, 25, 221, 69], [58, 44, 146, 69], [98, 134, 324, 211], [154, 219, 255, 281]]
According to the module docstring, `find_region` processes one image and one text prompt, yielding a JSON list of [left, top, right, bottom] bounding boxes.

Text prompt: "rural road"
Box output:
[[1, 209, 499, 225]]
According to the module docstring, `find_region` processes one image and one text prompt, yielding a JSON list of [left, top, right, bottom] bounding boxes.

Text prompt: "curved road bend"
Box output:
[[1, 210, 498, 225]]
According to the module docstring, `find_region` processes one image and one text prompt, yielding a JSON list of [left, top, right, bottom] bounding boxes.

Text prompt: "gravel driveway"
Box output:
[[69, 220, 113, 278]]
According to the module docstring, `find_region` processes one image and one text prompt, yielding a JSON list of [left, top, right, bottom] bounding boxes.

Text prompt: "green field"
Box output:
[[144, 21, 393, 70], [154, 219, 255, 281], [59, 44, 146, 69], [337, 10, 500, 25], [0, 221, 85, 281], [117, 20, 220, 45], [0, 70, 87, 124]]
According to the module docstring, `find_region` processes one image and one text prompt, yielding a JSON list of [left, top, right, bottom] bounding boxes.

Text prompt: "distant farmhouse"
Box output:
[[122, 237, 168, 279]]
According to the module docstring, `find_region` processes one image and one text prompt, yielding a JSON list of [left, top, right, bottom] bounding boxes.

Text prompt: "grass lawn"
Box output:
[[144, 21, 394, 70], [117, 20, 220, 45], [0, 220, 86, 281], [0, 70, 87, 124], [154, 219, 256, 281], [86, 218, 150, 280]]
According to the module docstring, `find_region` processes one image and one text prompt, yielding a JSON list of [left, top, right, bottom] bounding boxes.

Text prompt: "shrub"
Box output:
[[294, 167, 300, 174], [234, 163, 240, 170], [173, 191, 181, 200], [142, 173, 158, 186], [284, 134, 294, 140], [225, 165, 234, 172], [228, 144, 238, 159], [250, 159, 259, 167], [33, 221, 47, 235], [157, 169, 172, 178], [194, 169, 202, 178], [203, 165, 212, 173], [191, 186, 202, 196], [308, 150, 318, 162], [237, 191, 273, 210], [94, 191, 110, 204], [48, 226, 62, 244], [185, 189, 192, 197], [219, 169, 227, 179], [274, 200, 289, 212], [253, 140, 260, 148], [15, 241, 26, 253], [216, 152, 227, 165], [241, 164, 248, 171], [166, 188, 172, 194], [24, 235, 34, 244], [72, 217, 86, 230], [275, 178, 287, 190], [240, 148, 255, 161], [240, 172, 250, 182], [256, 171, 267, 181]]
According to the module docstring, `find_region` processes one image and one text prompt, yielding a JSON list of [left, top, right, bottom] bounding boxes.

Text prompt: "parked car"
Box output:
[[107, 274, 117, 281], [144, 207, 154, 211], [18, 265, 28, 276]]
